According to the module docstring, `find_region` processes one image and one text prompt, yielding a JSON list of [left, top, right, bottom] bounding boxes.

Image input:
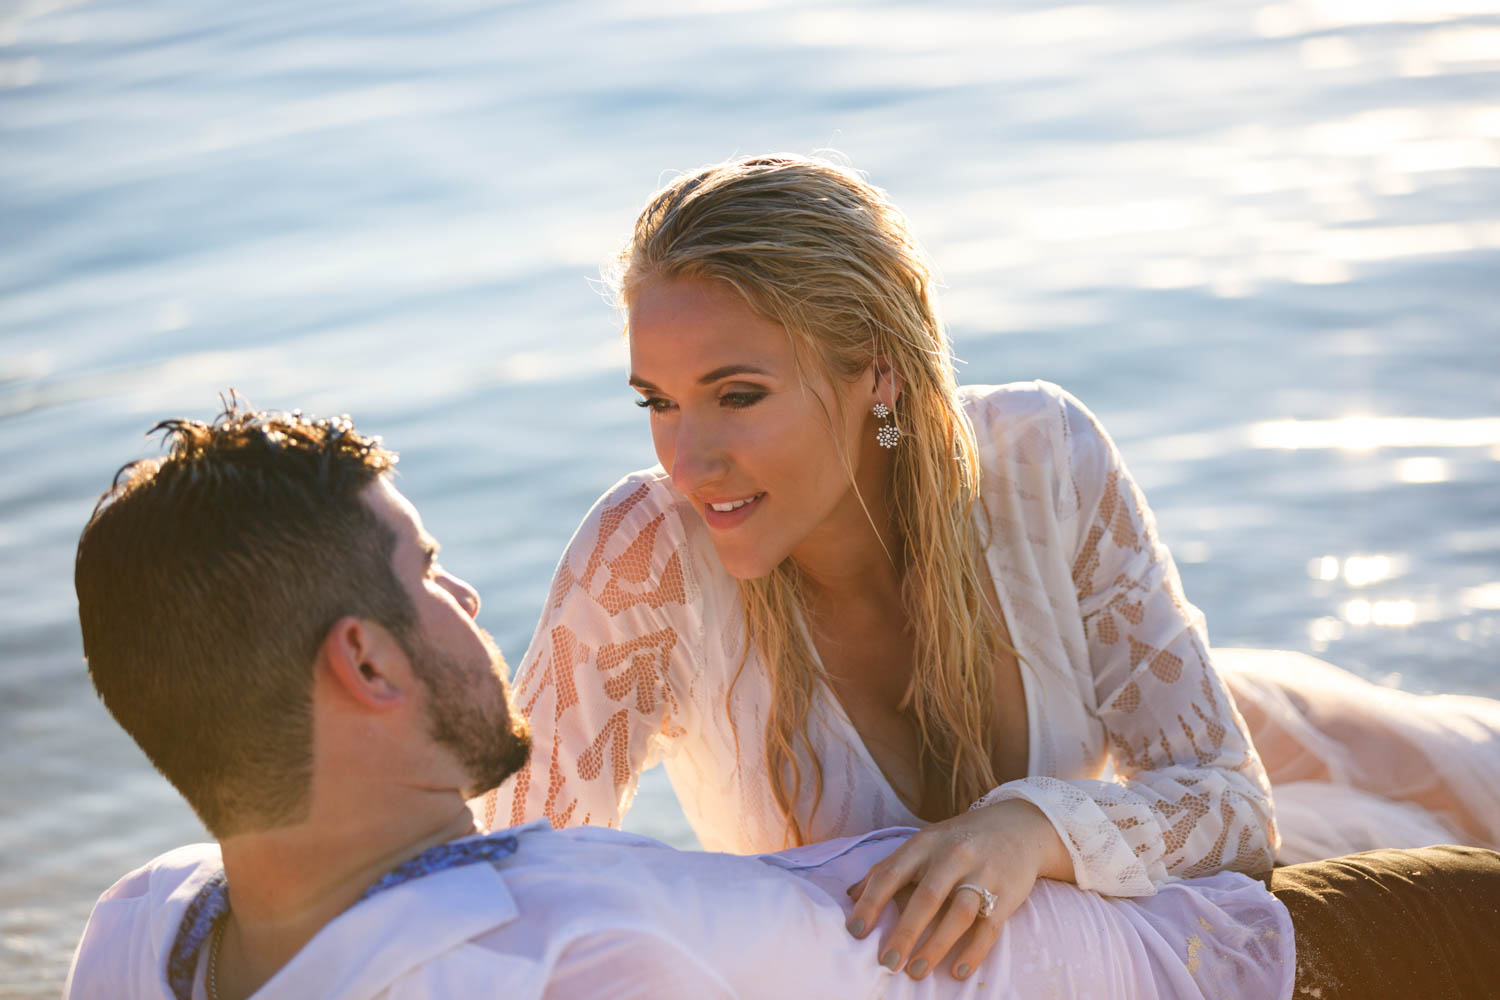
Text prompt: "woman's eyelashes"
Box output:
[[632, 389, 768, 413], [719, 389, 767, 409]]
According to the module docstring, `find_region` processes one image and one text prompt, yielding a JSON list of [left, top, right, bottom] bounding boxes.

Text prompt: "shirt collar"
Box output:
[[165, 830, 522, 1000]]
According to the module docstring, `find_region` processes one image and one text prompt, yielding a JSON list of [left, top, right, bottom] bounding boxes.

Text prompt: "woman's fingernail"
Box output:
[[847, 918, 865, 937], [881, 950, 901, 970], [955, 963, 971, 979], [908, 958, 929, 977]]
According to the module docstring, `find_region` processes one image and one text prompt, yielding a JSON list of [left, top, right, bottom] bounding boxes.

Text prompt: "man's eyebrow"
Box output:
[[628, 364, 773, 392]]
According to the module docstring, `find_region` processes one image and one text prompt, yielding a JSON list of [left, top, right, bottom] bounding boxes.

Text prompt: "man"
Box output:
[[67, 404, 1500, 1000]]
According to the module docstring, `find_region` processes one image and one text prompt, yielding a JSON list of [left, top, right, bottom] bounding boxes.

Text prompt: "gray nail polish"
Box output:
[[881, 950, 901, 970], [955, 963, 971, 979], [847, 918, 865, 937], [908, 958, 929, 977]]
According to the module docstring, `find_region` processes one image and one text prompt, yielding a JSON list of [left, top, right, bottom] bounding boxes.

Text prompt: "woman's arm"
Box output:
[[980, 389, 1277, 895], [845, 385, 1277, 981], [476, 475, 701, 833]]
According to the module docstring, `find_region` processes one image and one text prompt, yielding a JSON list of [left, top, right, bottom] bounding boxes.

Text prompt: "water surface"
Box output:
[[2, 0, 1498, 992]]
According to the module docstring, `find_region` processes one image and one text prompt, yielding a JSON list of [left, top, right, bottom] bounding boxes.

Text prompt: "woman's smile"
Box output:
[[702, 491, 765, 528]]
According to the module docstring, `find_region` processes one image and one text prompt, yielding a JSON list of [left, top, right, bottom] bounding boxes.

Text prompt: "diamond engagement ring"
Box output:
[[955, 882, 998, 918]]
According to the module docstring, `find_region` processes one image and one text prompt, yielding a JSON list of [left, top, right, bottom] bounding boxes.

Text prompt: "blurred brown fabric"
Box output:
[[1256, 845, 1500, 999]]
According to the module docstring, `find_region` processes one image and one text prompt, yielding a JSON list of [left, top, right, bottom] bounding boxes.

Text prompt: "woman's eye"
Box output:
[[634, 397, 673, 413], [720, 390, 766, 409]]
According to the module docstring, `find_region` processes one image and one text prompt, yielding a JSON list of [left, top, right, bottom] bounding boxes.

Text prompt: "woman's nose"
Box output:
[[666, 418, 728, 496]]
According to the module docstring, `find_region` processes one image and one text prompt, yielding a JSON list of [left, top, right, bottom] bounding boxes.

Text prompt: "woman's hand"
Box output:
[[843, 798, 1075, 981]]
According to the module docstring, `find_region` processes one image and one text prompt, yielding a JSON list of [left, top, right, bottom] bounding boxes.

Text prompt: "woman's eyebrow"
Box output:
[[628, 364, 772, 392], [697, 363, 771, 385]]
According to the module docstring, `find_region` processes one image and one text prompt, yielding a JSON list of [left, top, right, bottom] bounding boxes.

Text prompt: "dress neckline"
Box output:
[[796, 500, 1039, 822]]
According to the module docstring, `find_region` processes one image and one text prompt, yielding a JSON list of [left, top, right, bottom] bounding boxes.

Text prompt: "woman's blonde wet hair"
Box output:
[[611, 154, 1011, 845]]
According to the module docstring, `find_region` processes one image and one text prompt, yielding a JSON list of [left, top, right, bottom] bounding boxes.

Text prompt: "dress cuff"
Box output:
[[971, 777, 1162, 896]]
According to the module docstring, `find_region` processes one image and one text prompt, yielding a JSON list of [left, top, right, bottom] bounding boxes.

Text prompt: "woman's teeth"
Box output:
[[709, 495, 761, 512]]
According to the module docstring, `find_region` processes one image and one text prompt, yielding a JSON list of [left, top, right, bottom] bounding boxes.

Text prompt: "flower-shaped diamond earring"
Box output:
[[873, 402, 900, 448]]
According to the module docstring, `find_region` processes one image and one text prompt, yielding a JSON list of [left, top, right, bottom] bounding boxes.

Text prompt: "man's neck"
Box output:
[[211, 801, 476, 998]]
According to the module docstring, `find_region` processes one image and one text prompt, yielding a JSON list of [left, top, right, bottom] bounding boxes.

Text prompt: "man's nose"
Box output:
[[440, 572, 481, 619]]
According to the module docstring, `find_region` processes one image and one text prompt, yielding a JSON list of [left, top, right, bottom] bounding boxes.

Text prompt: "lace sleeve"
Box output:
[[475, 476, 700, 833], [978, 391, 1277, 895]]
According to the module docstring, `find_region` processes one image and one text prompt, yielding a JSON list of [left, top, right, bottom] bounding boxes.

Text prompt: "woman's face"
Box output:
[[627, 276, 886, 580]]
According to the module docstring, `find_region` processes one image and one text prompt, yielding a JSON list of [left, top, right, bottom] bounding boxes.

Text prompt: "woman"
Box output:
[[479, 154, 1500, 981]]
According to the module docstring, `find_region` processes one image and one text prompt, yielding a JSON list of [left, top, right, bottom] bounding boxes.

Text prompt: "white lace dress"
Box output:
[[477, 380, 1500, 893]]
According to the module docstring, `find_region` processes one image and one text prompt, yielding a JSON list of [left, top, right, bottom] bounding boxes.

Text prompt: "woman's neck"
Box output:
[[790, 483, 905, 609], [792, 452, 906, 605]]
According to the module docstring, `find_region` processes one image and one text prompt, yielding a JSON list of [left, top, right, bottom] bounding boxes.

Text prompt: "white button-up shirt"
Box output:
[[65, 822, 1292, 999]]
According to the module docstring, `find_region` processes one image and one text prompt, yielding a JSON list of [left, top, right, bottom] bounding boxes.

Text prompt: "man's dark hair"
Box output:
[[75, 401, 413, 836]]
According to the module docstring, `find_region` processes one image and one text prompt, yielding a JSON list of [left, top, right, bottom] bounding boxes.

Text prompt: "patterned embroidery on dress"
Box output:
[[1191, 702, 1228, 759], [1071, 471, 1147, 597], [532, 626, 586, 716], [485, 483, 691, 833], [574, 482, 652, 592], [1152, 790, 1211, 854], [541, 740, 578, 828], [579, 708, 633, 792], [1062, 410, 1274, 889], [1108, 729, 1150, 770], [1235, 820, 1274, 871], [490, 624, 588, 829], [598, 628, 683, 722], [1111, 681, 1141, 713], [599, 516, 688, 615], [1128, 636, 1183, 683]]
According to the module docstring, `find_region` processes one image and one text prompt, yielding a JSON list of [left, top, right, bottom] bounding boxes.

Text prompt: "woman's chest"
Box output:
[[816, 619, 1033, 821]]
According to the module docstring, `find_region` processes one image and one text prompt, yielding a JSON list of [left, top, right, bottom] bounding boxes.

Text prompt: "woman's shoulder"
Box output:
[[958, 380, 1093, 425], [576, 465, 695, 536], [958, 381, 1119, 527], [959, 380, 1089, 452], [545, 466, 714, 629], [551, 466, 704, 584], [959, 380, 1112, 453]]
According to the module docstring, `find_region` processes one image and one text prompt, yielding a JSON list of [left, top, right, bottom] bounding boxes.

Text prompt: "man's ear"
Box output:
[[320, 616, 408, 711]]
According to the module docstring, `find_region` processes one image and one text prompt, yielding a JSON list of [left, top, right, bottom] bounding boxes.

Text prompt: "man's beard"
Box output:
[[410, 630, 533, 799]]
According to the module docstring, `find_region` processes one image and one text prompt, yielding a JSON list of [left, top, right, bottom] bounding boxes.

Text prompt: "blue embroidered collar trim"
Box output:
[[165, 832, 520, 1000]]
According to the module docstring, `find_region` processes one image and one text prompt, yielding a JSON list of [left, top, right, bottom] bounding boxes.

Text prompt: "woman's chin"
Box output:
[[711, 546, 783, 582]]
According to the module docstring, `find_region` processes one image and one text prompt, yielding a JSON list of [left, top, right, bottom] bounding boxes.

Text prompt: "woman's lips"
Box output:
[[702, 492, 765, 529]]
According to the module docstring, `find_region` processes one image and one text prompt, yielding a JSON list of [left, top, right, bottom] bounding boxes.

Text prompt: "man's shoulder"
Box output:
[[498, 822, 697, 873], [96, 843, 222, 905], [64, 844, 221, 999]]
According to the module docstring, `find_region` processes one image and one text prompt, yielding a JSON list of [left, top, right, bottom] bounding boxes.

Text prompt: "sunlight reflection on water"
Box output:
[[2, 0, 1498, 992]]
